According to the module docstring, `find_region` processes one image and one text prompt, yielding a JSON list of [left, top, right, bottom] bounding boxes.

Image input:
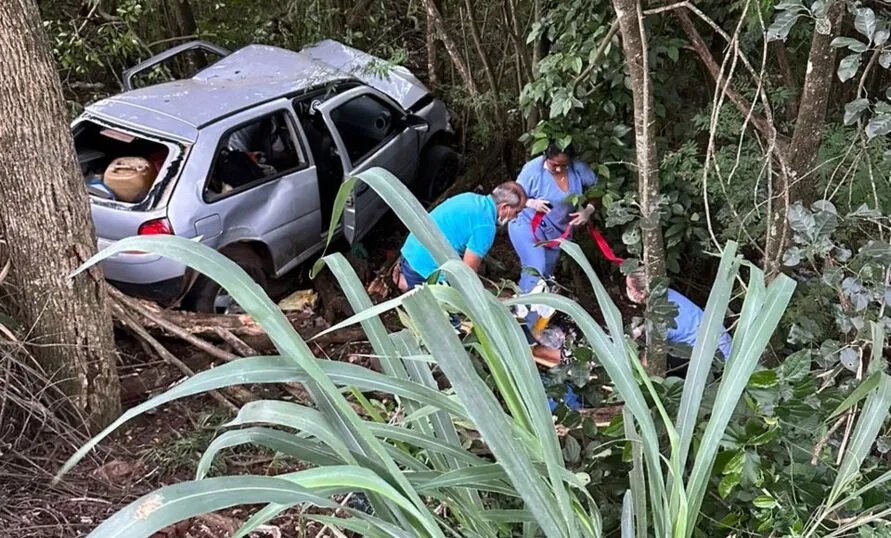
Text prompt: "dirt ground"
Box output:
[[0, 176, 638, 538]]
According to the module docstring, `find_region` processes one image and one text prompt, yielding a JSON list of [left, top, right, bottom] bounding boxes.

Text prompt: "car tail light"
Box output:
[[138, 218, 174, 236]]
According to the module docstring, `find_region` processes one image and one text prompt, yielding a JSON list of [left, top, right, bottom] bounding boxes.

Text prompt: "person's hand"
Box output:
[[526, 198, 551, 214], [632, 325, 644, 340], [569, 204, 595, 226]]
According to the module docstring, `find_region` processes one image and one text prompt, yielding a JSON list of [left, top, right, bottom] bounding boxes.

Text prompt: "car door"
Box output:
[[178, 99, 321, 273], [316, 86, 421, 244]]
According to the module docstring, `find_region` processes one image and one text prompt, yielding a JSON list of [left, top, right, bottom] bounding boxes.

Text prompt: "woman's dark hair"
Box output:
[[544, 140, 575, 159]]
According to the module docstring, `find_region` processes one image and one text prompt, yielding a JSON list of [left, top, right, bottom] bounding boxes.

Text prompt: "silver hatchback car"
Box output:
[[73, 40, 459, 312]]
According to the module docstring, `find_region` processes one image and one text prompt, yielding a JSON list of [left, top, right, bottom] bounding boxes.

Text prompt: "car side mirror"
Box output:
[[406, 114, 429, 133]]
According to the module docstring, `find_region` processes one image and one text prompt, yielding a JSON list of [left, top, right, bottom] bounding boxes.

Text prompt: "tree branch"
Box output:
[[570, 19, 621, 92], [675, 9, 776, 140]]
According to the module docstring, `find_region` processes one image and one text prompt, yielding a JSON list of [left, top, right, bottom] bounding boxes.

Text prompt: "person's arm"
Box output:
[[519, 159, 550, 213], [463, 223, 495, 273], [462, 249, 483, 272], [574, 160, 599, 188]]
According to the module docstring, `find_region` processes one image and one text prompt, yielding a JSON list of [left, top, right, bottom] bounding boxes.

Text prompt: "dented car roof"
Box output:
[[84, 40, 431, 142]]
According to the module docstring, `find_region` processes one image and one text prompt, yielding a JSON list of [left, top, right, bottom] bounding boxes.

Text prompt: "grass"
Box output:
[[54, 167, 891, 538]]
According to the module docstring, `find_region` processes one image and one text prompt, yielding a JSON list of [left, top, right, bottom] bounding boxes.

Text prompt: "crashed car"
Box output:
[[74, 40, 459, 312]]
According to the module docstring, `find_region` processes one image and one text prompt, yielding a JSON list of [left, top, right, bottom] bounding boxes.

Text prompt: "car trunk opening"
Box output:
[[74, 120, 182, 209]]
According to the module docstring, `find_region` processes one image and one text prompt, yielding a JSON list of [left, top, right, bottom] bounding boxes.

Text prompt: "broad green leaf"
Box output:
[[838, 53, 862, 83], [880, 52, 891, 69], [866, 114, 891, 138], [57, 356, 467, 481], [854, 8, 876, 41], [323, 175, 358, 253], [748, 370, 779, 389], [85, 476, 338, 537], [828, 374, 891, 506], [767, 9, 804, 41], [198, 427, 343, 480], [684, 271, 796, 538], [718, 474, 740, 499], [844, 98, 870, 125], [779, 350, 812, 382], [876, 29, 890, 47], [401, 287, 571, 538], [620, 491, 634, 538], [753, 494, 777, 509], [831, 37, 868, 53], [531, 137, 549, 155], [675, 241, 739, 472], [623, 408, 647, 538], [826, 372, 882, 420]]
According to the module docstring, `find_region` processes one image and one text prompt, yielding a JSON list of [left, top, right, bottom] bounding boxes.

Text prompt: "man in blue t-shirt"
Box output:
[[625, 269, 733, 370], [396, 182, 527, 291]]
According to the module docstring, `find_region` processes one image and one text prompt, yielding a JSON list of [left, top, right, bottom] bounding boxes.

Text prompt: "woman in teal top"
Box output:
[[509, 142, 598, 326]]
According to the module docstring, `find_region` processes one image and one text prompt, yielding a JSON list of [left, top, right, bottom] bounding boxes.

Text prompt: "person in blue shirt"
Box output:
[[509, 142, 599, 327], [395, 182, 527, 291], [625, 269, 733, 371]]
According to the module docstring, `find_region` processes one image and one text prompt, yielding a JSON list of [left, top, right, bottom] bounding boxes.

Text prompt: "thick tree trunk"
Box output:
[[613, 0, 667, 375], [0, 0, 120, 430], [764, 0, 843, 279]]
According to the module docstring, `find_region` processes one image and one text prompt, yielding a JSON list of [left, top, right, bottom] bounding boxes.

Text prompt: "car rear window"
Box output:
[[73, 120, 181, 208]]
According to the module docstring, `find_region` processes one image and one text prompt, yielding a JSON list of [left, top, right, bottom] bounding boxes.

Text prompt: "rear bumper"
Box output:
[[97, 237, 190, 304], [108, 276, 187, 304]]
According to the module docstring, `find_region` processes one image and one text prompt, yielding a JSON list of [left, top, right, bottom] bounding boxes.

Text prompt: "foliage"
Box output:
[[53, 168, 891, 538]]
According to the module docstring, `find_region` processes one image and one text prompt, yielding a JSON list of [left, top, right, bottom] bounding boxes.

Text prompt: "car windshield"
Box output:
[[73, 120, 182, 208]]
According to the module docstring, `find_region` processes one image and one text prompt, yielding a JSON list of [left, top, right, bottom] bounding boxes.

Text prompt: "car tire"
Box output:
[[420, 144, 460, 204], [182, 244, 268, 314]]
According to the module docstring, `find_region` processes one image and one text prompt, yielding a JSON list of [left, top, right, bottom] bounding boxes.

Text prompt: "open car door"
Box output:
[[316, 86, 424, 244]]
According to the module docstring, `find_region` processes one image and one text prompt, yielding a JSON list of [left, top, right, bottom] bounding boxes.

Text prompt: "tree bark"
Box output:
[[424, 0, 479, 96], [0, 0, 120, 431], [425, 2, 439, 88], [613, 0, 667, 375], [764, 0, 843, 279]]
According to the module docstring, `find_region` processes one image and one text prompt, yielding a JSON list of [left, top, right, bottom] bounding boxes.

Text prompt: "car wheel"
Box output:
[[420, 145, 460, 204], [182, 244, 268, 314]]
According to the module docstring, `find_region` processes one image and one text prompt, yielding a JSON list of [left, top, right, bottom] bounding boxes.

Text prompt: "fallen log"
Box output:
[[107, 287, 373, 352]]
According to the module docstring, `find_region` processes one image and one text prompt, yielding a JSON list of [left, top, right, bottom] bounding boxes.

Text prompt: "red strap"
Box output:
[[530, 211, 623, 264]]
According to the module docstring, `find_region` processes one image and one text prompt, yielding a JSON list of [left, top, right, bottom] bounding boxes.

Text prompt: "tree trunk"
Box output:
[[425, 2, 439, 88], [424, 0, 479, 97], [613, 0, 667, 375], [764, 0, 843, 279], [0, 0, 120, 431]]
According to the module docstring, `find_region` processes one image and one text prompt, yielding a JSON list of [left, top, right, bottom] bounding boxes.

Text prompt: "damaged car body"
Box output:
[[74, 39, 459, 312]]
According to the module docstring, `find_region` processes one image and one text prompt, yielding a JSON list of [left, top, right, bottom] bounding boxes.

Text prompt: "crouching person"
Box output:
[[625, 269, 733, 375]]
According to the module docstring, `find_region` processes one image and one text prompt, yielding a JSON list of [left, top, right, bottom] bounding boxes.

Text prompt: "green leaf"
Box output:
[[880, 52, 891, 70], [844, 98, 870, 125], [838, 53, 862, 83], [748, 370, 779, 389], [875, 29, 890, 47], [723, 451, 745, 475], [866, 114, 891, 138], [829, 371, 882, 419], [779, 350, 812, 382], [827, 374, 891, 507], [767, 9, 804, 41], [85, 477, 338, 537], [753, 494, 777, 509], [831, 37, 868, 53], [854, 8, 876, 42], [718, 474, 740, 499], [667, 46, 679, 63], [531, 137, 549, 155]]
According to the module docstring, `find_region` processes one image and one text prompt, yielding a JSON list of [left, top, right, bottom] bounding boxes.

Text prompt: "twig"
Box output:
[[111, 303, 238, 413], [213, 327, 258, 357], [570, 20, 620, 92], [811, 415, 848, 464]]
